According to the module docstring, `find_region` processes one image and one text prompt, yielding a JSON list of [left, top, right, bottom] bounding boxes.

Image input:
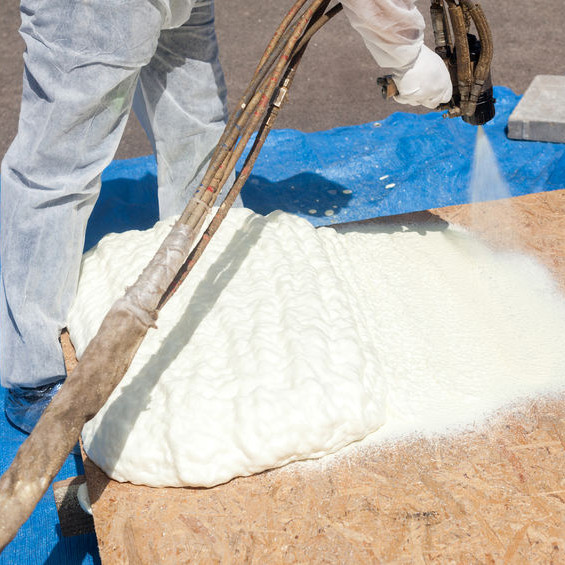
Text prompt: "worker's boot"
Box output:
[[5, 380, 81, 455], [4, 379, 64, 434]]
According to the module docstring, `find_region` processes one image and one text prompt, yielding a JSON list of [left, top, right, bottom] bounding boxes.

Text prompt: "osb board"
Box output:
[[80, 189, 565, 564]]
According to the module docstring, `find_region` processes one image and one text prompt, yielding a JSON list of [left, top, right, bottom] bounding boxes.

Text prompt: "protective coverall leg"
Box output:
[[133, 0, 232, 220], [0, 0, 230, 432]]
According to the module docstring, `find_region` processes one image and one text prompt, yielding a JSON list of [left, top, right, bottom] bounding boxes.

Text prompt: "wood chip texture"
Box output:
[[80, 189, 565, 564]]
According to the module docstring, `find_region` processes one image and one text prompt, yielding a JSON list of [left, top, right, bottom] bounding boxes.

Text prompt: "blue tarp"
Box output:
[[241, 87, 565, 223], [0, 394, 100, 565], [84, 86, 565, 252], [1, 86, 564, 564]]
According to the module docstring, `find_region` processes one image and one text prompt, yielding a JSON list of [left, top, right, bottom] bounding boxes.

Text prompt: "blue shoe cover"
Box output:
[[5, 380, 65, 434], [5, 380, 81, 455]]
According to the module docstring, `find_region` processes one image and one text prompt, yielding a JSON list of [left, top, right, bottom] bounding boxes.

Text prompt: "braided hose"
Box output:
[[460, 1, 494, 111], [446, 1, 473, 113]]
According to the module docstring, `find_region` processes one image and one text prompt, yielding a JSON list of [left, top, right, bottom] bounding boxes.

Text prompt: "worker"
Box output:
[[0, 0, 451, 435]]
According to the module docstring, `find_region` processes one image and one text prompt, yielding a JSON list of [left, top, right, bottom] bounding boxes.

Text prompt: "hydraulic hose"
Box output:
[[460, 0, 494, 110], [0, 0, 344, 552], [164, 0, 342, 305]]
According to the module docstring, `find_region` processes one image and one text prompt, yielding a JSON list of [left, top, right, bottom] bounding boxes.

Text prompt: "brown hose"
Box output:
[[462, 2, 494, 108], [162, 3, 343, 307], [0, 0, 342, 552], [446, 1, 472, 114]]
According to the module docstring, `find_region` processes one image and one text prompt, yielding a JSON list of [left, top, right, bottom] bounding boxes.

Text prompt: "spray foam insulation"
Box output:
[[72, 189, 565, 564]]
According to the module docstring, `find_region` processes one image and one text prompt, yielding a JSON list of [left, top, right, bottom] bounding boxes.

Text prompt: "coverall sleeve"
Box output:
[[341, 0, 452, 108], [340, 0, 425, 72]]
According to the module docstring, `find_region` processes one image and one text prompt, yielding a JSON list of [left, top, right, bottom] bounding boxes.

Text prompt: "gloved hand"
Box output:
[[392, 45, 452, 109], [341, 0, 453, 109]]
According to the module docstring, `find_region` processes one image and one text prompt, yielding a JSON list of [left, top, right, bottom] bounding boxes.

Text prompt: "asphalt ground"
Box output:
[[0, 0, 564, 161]]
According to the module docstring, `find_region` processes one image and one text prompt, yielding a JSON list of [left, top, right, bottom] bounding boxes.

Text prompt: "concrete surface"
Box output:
[[0, 0, 564, 161], [508, 74, 565, 143]]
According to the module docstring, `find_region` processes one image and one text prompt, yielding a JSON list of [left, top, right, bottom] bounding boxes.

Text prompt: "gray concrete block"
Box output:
[[508, 75, 565, 143]]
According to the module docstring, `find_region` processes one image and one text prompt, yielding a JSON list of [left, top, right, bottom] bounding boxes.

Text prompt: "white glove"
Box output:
[[393, 44, 453, 108], [341, 0, 452, 109]]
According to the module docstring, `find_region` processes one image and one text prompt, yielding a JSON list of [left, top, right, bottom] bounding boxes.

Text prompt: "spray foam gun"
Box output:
[[378, 0, 495, 126]]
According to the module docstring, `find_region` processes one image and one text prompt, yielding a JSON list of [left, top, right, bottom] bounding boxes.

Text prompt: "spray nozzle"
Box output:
[[377, 1, 495, 126], [434, 0, 495, 125]]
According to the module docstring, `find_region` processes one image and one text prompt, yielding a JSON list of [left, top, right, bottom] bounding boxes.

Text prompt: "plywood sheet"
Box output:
[[80, 189, 565, 564]]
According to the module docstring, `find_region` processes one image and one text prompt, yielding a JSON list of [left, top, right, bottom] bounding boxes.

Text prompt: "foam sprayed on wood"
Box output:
[[80, 189, 565, 563]]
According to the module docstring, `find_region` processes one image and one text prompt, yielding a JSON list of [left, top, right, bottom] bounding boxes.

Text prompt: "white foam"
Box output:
[[68, 208, 565, 487]]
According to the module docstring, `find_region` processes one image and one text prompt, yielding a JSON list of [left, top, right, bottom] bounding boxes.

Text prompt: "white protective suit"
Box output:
[[0, 0, 451, 433]]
